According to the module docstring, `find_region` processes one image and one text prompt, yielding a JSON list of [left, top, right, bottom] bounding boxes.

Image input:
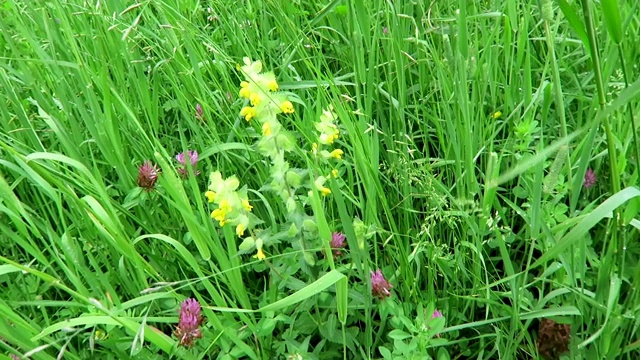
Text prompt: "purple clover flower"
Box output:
[[370, 269, 392, 299], [431, 309, 443, 319], [137, 161, 160, 191], [175, 150, 200, 178], [584, 168, 596, 189], [174, 298, 204, 348], [430, 308, 444, 337], [329, 232, 347, 258], [195, 103, 204, 120]]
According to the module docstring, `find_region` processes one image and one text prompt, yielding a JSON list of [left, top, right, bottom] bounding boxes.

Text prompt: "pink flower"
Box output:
[[174, 298, 204, 348], [137, 161, 160, 191], [329, 232, 347, 258], [431, 309, 443, 319], [195, 103, 204, 120], [584, 168, 596, 189], [431, 309, 444, 337], [175, 150, 200, 178], [370, 269, 392, 299]]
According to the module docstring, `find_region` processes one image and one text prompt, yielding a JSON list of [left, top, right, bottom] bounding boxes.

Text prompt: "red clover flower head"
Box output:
[[174, 298, 204, 348], [584, 168, 596, 189], [330, 232, 347, 258], [370, 269, 392, 299], [176, 150, 200, 177], [195, 103, 204, 120], [137, 160, 160, 191]]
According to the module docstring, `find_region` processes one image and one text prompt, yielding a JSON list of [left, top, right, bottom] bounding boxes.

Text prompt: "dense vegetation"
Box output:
[[1, 0, 639, 359]]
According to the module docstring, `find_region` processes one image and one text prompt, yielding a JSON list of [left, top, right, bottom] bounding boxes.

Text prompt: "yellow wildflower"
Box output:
[[242, 199, 253, 212], [320, 187, 331, 196], [329, 149, 344, 160], [266, 80, 278, 91], [211, 208, 228, 226], [236, 223, 246, 237], [331, 169, 339, 178], [249, 92, 262, 106], [205, 191, 216, 203], [262, 122, 272, 136], [240, 106, 257, 121], [492, 111, 502, 119], [280, 100, 294, 114], [239, 81, 251, 98], [253, 247, 266, 260]]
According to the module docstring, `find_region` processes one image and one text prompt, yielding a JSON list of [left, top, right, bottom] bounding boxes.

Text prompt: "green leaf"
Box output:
[[388, 329, 412, 340], [558, 0, 591, 53], [530, 187, 640, 269], [600, 0, 623, 44]]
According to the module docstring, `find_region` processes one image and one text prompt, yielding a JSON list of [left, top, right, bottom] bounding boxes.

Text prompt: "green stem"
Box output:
[[543, 20, 572, 183], [581, 0, 620, 195]]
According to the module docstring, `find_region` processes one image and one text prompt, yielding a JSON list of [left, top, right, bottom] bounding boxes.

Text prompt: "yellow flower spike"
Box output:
[[266, 80, 278, 91], [242, 199, 253, 212], [205, 191, 216, 203], [240, 106, 257, 121], [236, 223, 246, 237], [253, 247, 266, 260], [331, 169, 339, 178], [262, 122, 272, 136], [280, 100, 294, 114], [249, 92, 262, 106], [329, 149, 344, 160]]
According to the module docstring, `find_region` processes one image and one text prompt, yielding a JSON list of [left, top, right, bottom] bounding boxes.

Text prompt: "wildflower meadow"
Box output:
[[1, 1, 640, 359]]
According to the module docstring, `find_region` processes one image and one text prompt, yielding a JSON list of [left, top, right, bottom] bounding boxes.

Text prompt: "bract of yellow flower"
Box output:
[[320, 107, 337, 122], [316, 114, 340, 145], [253, 247, 266, 260], [329, 149, 344, 159], [280, 100, 294, 114], [205, 191, 216, 203], [224, 176, 240, 192], [240, 106, 257, 121], [241, 57, 262, 74], [319, 131, 339, 145], [314, 176, 331, 196], [262, 122, 272, 136]]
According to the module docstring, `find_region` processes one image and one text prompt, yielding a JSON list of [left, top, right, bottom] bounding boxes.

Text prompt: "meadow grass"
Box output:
[[1, 0, 640, 359]]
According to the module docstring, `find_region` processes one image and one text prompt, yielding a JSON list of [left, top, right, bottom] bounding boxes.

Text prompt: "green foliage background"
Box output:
[[1, 0, 639, 359]]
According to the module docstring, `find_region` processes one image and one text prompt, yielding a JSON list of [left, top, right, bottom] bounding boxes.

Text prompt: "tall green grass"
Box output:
[[1, 0, 639, 359]]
